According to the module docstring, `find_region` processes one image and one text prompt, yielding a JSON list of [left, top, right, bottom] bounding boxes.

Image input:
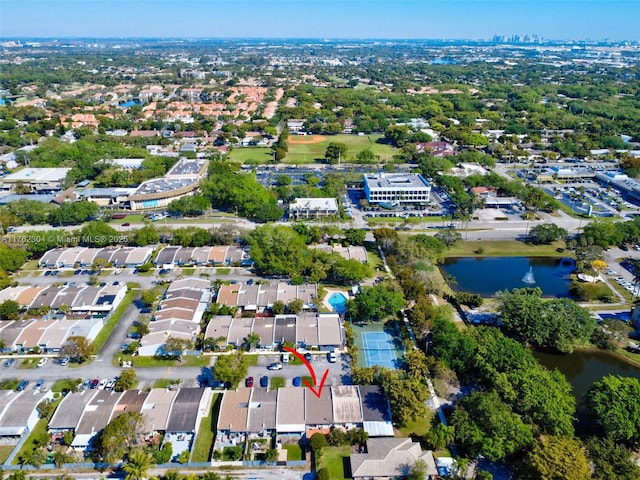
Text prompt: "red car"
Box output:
[[245, 376, 254, 387], [90, 378, 99, 389], [121, 223, 130, 227]]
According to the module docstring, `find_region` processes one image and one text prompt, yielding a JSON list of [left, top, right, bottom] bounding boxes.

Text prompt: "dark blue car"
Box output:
[[260, 376, 269, 388]]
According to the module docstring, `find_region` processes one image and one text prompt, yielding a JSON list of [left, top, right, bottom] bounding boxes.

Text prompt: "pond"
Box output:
[[440, 256, 574, 297], [534, 349, 640, 405]]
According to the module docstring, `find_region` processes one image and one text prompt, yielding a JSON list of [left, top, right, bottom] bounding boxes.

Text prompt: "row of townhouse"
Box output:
[[155, 245, 251, 267], [216, 385, 393, 445], [40, 247, 154, 269], [0, 284, 128, 352], [139, 278, 212, 356], [215, 282, 317, 312], [48, 388, 211, 460], [204, 313, 342, 351]]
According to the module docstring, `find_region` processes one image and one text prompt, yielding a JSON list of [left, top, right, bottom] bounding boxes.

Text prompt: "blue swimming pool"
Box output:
[[328, 292, 348, 313]]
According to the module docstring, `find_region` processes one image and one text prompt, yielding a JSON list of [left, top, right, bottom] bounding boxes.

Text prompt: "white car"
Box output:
[[37, 358, 48, 368], [98, 379, 107, 389], [105, 378, 117, 390]]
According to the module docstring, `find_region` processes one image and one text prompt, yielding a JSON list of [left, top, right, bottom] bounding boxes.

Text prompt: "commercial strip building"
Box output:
[[204, 313, 343, 350], [363, 173, 431, 205], [0, 168, 71, 192], [289, 197, 339, 219]]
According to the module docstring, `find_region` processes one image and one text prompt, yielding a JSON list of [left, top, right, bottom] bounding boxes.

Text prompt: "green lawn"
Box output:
[[283, 443, 302, 461], [228, 147, 273, 165], [182, 268, 195, 275], [12, 394, 64, 464], [0, 445, 13, 464], [446, 240, 568, 257], [116, 354, 210, 368], [316, 446, 351, 480], [19, 358, 39, 369], [397, 411, 434, 438], [271, 376, 285, 389], [51, 378, 82, 393], [191, 393, 221, 462], [285, 134, 395, 165], [216, 268, 231, 275], [107, 214, 146, 225], [93, 287, 139, 355]]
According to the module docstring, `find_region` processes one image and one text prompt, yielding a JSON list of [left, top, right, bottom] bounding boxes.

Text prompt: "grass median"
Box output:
[[92, 285, 140, 355], [191, 393, 221, 462]]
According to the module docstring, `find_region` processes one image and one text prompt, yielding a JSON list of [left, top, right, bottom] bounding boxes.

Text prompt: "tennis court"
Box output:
[[361, 331, 400, 369]]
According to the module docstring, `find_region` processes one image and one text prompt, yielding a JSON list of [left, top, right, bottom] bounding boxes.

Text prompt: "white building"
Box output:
[[289, 197, 339, 218], [1, 168, 71, 192], [363, 173, 431, 205]]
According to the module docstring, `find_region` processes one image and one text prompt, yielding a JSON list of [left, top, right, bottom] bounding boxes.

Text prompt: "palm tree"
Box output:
[[425, 423, 455, 450], [163, 469, 182, 480], [123, 450, 153, 480]]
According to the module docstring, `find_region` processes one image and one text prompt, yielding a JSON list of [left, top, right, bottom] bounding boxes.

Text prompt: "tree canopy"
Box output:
[[587, 375, 640, 445], [496, 287, 596, 353]]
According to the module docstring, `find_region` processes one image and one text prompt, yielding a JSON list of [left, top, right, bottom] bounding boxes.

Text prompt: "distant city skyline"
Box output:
[[1, 0, 639, 41]]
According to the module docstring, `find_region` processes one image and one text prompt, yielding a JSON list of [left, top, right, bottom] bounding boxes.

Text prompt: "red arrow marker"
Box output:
[[283, 346, 330, 398]]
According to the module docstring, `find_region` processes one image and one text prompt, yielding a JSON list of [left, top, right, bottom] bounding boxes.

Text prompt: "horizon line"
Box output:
[[2, 36, 637, 43]]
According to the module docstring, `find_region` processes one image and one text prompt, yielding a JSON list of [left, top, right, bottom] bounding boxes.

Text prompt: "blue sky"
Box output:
[[1, 0, 638, 40]]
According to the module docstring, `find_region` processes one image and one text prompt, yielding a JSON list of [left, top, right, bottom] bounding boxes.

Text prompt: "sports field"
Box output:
[[351, 321, 405, 369], [227, 134, 396, 165]]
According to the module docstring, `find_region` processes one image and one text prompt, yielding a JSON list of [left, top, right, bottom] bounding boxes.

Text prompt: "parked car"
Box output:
[[59, 357, 70, 366], [292, 376, 302, 387], [328, 350, 337, 363], [82, 379, 92, 390], [245, 376, 254, 387], [74, 269, 82, 275], [304, 352, 312, 362], [17, 380, 29, 391], [267, 362, 283, 370], [98, 379, 107, 389], [260, 376, 269, 388], [51, 270, 59, 276], [4, 358, 15, 367], [281, 352, 289, 363], [121, 223, 130, 227], [105, 378, 117, 390], [34, 379, 46, 391], [37, 358, 48, 367], [44, 270, 52, 276], [89, 378, 99, 389]]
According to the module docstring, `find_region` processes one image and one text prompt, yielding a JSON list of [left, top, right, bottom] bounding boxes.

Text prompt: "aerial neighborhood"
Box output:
[[1, 33, 640, 480]]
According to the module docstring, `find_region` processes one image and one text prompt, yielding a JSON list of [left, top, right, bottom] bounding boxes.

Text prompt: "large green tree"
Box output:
[[346, 284, 405, 322], [451, 390, 533, 461], [587, 375, 640, 444], [246, 225, 310, 276], [497, 288, 596, 353], [93, 411, 144, 464], [212, 351, 249, 387], [78, 221, 120, 247], [526, 436, 590, 480]]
